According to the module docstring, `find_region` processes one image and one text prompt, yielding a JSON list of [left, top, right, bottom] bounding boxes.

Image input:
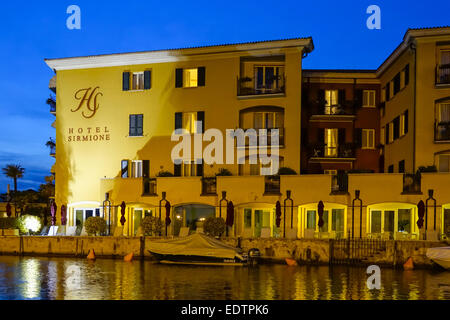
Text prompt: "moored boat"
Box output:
[[148, 233, 249, 266], [426, 246, 450, 270]]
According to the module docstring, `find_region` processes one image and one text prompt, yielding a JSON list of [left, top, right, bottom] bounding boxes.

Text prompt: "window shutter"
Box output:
[[385, 123, 390, 144], [318, 128, 325, 144], [338, 128, 346, 145], [405, 65, 410, 86], [393, 116, 400, 140], [355, 89, 363, 108], [197, 67, 206, 86], [404, 110, 409, 133], [196, 160, 203, 177], [129, 115, 136, 136], [197, 111, 205, 133], [301, 128, 308, 146], [175, 112, 182, 130], [144, 71, 151, 90], [318, 89, 325, 104], [338, 89, 346, 105], [385, 83, 390, 101], [175, 68, 183, 88], [137, 114, 143, 136], [121, 160, 129, 178], [354, 128, 363, 148], [174, 164, 181, 177], [143, 160, 150, 178], [123, 72, 130, 91]]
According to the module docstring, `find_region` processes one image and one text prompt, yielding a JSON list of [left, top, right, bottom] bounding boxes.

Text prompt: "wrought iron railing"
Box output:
[[201, 177, 217, 195], [436, 64, 450, 85], [310, 143, 355, 159], [264, 175, 280, 194], [308, 100, 357, 117], [240, 128, 285, 147], [237, 75, 285, 96]]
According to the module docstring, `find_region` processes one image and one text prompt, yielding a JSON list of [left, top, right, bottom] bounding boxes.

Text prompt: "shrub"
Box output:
[[141, 216, 163, 236], [203, 217, 226, 237], [216, 168, 232, 176], [157, 170, 174, 177], [277, 167, 297, 175], [18, 215, 42, 234], [85, 217, 107, 236]]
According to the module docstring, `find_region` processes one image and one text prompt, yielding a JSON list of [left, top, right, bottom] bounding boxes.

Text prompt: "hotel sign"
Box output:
[[71, 86, 103, 119]]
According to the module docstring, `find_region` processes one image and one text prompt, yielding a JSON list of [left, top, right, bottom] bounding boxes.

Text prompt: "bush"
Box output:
[[0, 218, 19, 230], [216, 168, 232, 176], [142, 216, 163, 236], [85, 217, 107, 236], [418, 166, 437, 173], [277, 167, 297, 175], [157, 170, 174, 177], [203, 217, 226, 237], [18, 215, 42, 234]]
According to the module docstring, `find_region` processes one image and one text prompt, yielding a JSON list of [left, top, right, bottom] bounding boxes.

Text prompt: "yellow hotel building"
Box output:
[[45, 27, 450, 240]]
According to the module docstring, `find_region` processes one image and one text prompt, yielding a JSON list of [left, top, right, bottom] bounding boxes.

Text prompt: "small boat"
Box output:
[[148, 233, 250, 266], [426, 246, 450, 270]]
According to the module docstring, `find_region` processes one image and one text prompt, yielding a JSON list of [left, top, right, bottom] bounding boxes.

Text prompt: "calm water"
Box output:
[[0, 256, 449, 300]]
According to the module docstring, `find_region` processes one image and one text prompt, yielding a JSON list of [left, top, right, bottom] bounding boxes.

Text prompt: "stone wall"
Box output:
[[0, 236, 447, 268]]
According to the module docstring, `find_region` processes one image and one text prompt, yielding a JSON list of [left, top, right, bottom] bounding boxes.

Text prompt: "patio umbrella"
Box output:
[[318, 201, 324, 228], [275, 201, 281, 228], [61, 205, 67, 226], [417, 200, 425, 229], [165, 201, 171, 226], [120, 201, 126, 226], [50, 201, 57, 226], [226, 201, 234, 227], [6, 202, 11, 217]]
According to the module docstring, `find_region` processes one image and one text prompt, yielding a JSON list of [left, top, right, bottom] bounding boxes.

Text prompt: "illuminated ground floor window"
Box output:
[[298, 203, 347, 239], [240, 206, 277, 238], [367, 203, 418, 240], [172, 204, 215, 235]]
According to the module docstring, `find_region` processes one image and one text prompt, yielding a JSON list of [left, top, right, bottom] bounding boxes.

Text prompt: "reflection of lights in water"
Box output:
[[21, 259, 40, 299]]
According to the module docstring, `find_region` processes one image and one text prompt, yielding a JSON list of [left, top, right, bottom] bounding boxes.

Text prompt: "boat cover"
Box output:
[[426, 246, 450, 261], [147, 233, 239, 259]]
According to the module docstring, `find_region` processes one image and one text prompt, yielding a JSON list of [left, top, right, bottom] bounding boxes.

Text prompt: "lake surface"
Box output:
[[0, 256, 448, 300]]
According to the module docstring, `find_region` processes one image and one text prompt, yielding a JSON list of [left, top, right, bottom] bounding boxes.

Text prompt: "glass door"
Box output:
[[133, 209, 143, 236], [384, 210, 395, 238], [254, 209, 271, 237]]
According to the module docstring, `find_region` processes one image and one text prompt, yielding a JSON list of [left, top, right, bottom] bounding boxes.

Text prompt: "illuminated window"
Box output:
[[182, 161, 197, 177], [324, 90, 339, 107], [325, 128, 338, 157], [132, 72, 144, 90], [182, 112, 198, 134], [363, 90, 376, 107], [183, 68, 198, 88], [362, 129, 375, 149]]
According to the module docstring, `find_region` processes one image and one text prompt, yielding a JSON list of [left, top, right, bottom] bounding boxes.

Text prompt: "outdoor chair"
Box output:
[[40, 226, 49, 236], [48, 226, 58, 236], [178, 227, 189, 237], [260, 228, 271, 238], [286, 228, 297, 240], [66, 226, 77, 236], [56, 226, 66, 236]]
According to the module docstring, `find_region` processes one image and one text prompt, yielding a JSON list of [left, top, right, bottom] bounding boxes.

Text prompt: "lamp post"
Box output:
[[159, 192, 171, 236], [103, 193, 111, 235], [219, 191, 228, 219], [283, 190, 293, 238], [351, 190, 363, 239], [425, 189, 436, 240]]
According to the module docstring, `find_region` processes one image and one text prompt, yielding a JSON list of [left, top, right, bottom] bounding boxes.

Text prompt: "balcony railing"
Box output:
[[436, 64, 450, 85], [47, 97, 56, 114], [331, 173, 348, 194], [309, 143, 355, 159], [308, 101, 356, 117], [264, 175, 280, 194], [402, 173, 421, 194], [201, 177, 217, 195], [142, 178, 157, 196], [49, 146, 56, 156], [435, 121, 450, 141], [237, 75, 285, 97], [240, 128, 285, 147]]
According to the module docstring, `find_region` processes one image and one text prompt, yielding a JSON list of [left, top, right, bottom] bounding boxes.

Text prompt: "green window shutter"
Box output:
[[197, 111, 205, 133], [385, 123, 390, 144], [393, 116, 400, 140], [196, 160, 203, 177], [338, 89, 346, 105], [174, 164, 181, 177], [385, 83, 390, 101], [405, 65, 410, 86], [175, 112, 182, 130], [338, 128, 346, 146], [355, 89, 363, 108], [198, 67, 206, 86], [129, 114, 136, 136], [404, 110, 409, 133], [175, 68, 183, 88], [137, 114, 143, 136], [123, 72, 130, 91], [144, 71, 151, 90], [318, 89, 325, 104], [354, 128, 363, 148], [143, 160, 150, 178]]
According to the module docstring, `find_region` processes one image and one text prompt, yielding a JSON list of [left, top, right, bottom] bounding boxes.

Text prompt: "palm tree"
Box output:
[[2, 164, 25, 194]]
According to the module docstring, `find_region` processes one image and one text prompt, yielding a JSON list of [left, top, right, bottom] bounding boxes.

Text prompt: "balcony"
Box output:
[[309, 143, 356, 160], [264, 175, 280, 195], [402, 173, 421, 194], [142, 178, 157, 196], [201, 177, 217, 195], [49, 145, 56, 157], [237, 75, 285, 98], [240, 128, 285, 148], [308, 101, 356, 121], [435, 121, 450, 141], [331, 173, 348, 194], [47, 96, 56, 115], [436, 64, 450, 85]]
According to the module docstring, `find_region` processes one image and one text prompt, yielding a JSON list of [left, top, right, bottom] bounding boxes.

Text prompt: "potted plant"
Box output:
[[203, 217, 226, 238], [85, 217, 107, 236]]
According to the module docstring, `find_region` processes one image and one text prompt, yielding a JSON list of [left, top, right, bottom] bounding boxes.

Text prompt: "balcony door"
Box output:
[[325, 128, 338, 157], [255, 66, 283, 92]]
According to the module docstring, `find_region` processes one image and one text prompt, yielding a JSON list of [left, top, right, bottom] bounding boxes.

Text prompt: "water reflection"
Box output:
[[0, 256, 448, 300]]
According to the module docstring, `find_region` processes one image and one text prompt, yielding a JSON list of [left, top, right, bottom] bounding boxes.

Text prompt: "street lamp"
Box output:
[[219, 191, 228, 218], [352, 190, 363, 239], [283, 190, 293, 238], [425, 189, 436, 240], [103, 192, 111, 235]]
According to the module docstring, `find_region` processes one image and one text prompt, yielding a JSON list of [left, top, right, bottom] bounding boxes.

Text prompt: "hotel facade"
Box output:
[[45, 27, 450, 240]]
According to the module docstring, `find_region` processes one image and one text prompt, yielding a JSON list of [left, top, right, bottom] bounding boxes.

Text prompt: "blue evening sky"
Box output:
[[0, 0, 448, 193]]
